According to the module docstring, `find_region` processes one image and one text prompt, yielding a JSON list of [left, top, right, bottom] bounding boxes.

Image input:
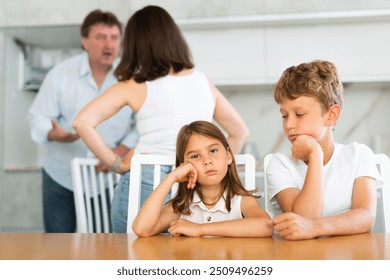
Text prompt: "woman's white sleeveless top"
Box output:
[[134, 70, 215, 155]]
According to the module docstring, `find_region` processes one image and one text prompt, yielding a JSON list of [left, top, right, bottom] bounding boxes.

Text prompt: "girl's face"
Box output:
[[279, 96, 333, 144], [183, 134, 232, 188]]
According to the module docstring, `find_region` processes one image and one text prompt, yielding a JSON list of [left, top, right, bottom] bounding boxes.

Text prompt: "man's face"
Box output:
[[81, 23, 121, 69]]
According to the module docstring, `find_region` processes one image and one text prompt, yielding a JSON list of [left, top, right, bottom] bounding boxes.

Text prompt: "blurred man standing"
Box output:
[[28, 10, 138, 232]]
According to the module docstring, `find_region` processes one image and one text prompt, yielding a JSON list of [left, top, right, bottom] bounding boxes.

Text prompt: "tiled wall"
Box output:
[[225, 84, 390, 163]]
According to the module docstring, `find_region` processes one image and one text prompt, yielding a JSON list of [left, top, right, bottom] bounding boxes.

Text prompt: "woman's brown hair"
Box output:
[[170, 121, 258, 215], [115, 5, 194, 83]]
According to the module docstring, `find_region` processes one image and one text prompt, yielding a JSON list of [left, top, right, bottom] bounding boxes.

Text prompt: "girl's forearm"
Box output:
[[132, 174, 177, 236], [199, 218, 274, 238]]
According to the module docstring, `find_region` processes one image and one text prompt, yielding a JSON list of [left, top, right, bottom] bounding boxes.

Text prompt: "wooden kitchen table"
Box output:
[[0, 232, 389, 260]]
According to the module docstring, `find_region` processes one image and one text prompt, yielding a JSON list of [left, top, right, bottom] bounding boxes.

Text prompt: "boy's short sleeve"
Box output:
[[355, 144, 383, 188], [266, 153, 305, 211]]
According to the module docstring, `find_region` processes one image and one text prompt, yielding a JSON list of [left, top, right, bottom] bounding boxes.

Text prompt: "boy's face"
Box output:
[[279, 96, 331, 144]]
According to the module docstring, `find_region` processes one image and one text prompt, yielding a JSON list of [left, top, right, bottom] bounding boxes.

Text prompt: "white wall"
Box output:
[[224, 84, 390, 160], [0, 0, 131, 26]]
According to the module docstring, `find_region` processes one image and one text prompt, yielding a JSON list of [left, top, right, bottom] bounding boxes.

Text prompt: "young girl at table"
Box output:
[[132, 121, 273, 237], [266, 60, 383, 240]]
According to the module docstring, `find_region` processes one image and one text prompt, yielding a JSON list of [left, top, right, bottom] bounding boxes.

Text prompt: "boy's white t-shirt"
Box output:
[[180, 192, 243, 223], [266, 142, 382, 217]]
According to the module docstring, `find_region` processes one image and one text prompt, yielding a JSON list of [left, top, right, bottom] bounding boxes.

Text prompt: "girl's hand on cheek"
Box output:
[[173, 162, 198, 189]]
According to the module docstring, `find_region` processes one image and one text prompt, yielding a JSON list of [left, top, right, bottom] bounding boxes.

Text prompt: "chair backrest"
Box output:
[[373, 154, 390, 233], [263, 153, 390, 233], [127, 153, 256, 233], [263, 154, 275, 218], [127, 154, 176, 234], [71, 157, 120, 233]]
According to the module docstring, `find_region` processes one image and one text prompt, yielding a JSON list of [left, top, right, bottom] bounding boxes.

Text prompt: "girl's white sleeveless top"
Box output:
[[180, 192, 243, 223]]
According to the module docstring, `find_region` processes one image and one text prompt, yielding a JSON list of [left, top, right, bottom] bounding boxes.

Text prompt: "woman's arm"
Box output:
[[271, 176, 377, 240], [210, 82, 249, 154], [73, 81, 145, 173], [168, 196, 273, 237]]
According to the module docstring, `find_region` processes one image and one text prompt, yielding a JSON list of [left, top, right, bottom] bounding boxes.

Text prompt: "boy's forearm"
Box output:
[[292, 152, 324, 216], [315, 208, 374, 237]]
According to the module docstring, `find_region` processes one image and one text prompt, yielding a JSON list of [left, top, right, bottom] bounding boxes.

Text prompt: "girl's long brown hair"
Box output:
[[170, 121, 258, 215]]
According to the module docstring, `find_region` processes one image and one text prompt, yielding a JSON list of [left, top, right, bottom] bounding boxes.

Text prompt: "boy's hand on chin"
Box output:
[[291, 135, 322, 161]]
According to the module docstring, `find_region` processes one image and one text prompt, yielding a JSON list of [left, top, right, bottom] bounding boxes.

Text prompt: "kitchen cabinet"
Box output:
[[181, 9, 390, 89], [2, 8, 390, 93], [1, 25, 81, 92]]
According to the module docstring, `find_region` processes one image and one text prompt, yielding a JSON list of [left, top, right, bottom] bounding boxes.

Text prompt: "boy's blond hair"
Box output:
[[274, 60, 344, 113]]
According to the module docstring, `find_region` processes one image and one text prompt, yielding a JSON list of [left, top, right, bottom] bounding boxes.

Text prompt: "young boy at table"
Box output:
[[266, 60, 382, 240]]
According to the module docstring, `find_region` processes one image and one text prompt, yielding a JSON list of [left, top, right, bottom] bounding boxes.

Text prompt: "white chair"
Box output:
[[373, 154, 390, 233], [263, 153, 390, 233], [127, 153, 256, 233], [71, 157, 121, 233], [263, 153, 275, 218]]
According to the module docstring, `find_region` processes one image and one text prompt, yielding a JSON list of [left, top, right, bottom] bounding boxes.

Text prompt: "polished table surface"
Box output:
[[0, 233, 389, 260]]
